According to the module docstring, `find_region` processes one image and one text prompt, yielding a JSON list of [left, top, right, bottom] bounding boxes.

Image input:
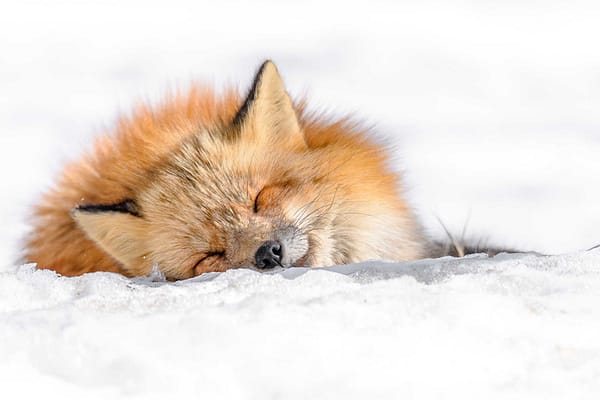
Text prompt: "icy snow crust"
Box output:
[[1, 251, 599, 399]]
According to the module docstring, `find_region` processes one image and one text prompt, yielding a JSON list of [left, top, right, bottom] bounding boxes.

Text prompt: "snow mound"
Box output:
[[1, 250, 599, 399]]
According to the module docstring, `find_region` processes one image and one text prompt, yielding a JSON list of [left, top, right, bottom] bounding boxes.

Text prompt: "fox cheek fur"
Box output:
[[26, 61, 430, 279]]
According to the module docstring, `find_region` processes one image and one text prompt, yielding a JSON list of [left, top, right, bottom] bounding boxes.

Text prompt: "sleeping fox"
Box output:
[[25, 61, 503, 280]]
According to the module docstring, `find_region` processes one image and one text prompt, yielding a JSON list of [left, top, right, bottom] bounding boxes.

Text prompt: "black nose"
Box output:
[[255, 240, 283, 269]]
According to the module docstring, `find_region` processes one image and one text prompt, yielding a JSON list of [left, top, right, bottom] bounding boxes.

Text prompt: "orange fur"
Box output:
[[25, 61, 429, 278]]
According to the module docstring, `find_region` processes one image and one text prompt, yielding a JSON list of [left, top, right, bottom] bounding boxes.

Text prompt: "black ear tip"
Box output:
[[72, 200, 140, 217], [256, 60, 280, 79], [232, 60, 288, 127], [260, 59, 275, 69]]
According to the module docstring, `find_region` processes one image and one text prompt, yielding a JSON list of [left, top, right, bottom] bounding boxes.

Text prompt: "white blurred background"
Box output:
[[1, 0, 599, 266]]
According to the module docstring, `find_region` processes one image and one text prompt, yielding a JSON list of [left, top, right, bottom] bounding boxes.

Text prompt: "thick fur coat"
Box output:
[[26, 61, 457, 279]]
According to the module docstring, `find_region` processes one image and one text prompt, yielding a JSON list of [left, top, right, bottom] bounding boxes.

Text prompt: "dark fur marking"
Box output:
[[232, 60, 272, 127], [75, 200, 140, 217]]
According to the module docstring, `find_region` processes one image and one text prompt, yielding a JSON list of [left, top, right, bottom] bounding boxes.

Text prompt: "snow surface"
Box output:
[[2, 251, 600, 399], [1, 0, 600, 398]]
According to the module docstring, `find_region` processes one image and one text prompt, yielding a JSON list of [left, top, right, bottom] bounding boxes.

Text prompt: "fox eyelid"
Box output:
[[253, 187, 265, 213], [192, 251, 225, 270]]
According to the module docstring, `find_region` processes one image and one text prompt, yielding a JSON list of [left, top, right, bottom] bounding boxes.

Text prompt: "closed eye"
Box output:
[[253, 187, 265, 213], [192, 251, 225, 270], [253, 181, 294, 213]]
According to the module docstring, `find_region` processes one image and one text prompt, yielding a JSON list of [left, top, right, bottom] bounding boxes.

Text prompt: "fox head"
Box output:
[[72, 61, 427, 279]]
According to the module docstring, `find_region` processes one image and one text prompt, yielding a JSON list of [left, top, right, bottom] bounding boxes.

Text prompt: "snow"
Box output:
[[2, 251, 600, 399], [1, 0, 600, 398]]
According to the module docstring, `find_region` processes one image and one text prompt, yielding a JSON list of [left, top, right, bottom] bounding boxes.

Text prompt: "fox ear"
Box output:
[[234, 60, 304, 147], [71, 200, 149, 270]]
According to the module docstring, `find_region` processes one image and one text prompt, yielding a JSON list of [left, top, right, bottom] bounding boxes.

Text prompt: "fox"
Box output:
[[25, 60, 504, 280]]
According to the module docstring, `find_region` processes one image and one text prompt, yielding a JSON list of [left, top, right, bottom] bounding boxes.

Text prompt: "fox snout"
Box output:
[[255, 240, 283, 269], [250, 227, 308, 269]]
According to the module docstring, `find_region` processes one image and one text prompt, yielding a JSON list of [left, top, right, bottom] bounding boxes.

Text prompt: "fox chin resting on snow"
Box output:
[[25, 61, 505, 280]]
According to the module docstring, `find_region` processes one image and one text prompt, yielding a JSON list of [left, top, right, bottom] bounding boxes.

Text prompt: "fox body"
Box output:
[[26, 61, 442, 279]]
